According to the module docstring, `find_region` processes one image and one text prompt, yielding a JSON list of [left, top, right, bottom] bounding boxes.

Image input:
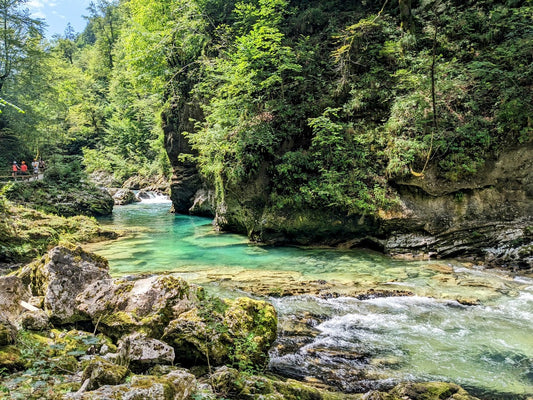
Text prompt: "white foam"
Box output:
[[138, 192, 172, 204]]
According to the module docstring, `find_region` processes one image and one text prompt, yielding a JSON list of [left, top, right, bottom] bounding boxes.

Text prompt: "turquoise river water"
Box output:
[[88, 199, 533, 400]]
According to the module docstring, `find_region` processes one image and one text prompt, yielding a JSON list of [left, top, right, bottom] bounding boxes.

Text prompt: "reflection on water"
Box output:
[[89, 201, 533, 399]]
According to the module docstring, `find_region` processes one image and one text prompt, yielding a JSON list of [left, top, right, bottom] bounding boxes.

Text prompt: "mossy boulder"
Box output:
[[223, 297, 278, 368], [16, 246, 110, 325], [77, 274, 204, 340], [163, 296, 277, 369], [0, 318, 17, 346], [0, 345, 26, 372], [389, 381, 478, 400], [81, 356, 129, 391]]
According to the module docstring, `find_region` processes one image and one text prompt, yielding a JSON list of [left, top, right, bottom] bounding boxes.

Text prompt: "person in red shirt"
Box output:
[[12, 161, 19, 179], [20, 161, 28, 174]]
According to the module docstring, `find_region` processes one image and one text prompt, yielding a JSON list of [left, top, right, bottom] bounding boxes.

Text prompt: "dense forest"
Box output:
[[0, 0, 531, 241]]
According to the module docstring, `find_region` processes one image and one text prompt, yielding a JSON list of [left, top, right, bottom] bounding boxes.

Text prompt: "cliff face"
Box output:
[[380, 144, 533, 268], [164, 128, 532, 269], [161, 0, 532, 270], [161, 97, 203, 214]]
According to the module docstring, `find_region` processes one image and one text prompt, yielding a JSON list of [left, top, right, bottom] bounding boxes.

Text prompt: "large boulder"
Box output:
[[16, 246, 111, 325], [162, 297, 277, 369], [77, 274, 204, 340]]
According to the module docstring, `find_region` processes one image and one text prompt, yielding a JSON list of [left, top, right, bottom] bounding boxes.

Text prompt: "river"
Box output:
[[86, 198, 533, 400]]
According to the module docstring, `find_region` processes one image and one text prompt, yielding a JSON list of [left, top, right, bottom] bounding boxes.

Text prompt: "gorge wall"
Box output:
[[163, 112, 532, 270]]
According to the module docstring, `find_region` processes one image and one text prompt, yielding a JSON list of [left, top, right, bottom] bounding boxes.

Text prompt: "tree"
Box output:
[[86, 0, 120, 69], [0, 0, 44, 92]]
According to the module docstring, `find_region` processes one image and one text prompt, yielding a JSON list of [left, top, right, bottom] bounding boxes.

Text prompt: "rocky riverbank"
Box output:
[[0, 246, 481, 400]]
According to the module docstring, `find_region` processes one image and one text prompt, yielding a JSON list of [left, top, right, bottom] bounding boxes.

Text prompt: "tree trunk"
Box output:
[[399, 0, 414, 33]]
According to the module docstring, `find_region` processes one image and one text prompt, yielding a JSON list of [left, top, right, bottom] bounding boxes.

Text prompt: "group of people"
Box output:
[[11, 159, 45, 179]]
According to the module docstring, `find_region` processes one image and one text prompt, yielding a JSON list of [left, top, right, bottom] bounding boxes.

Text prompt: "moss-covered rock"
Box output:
[[77, 274, 204, 340], [389, 381, 478, 400], [0, 319, 16, 346], [0, 345, 26, 372], [223, 297, 278, 369], [81, 356, 129, 391], [163, 296, 277, 370], [15, 246, 111, 325]]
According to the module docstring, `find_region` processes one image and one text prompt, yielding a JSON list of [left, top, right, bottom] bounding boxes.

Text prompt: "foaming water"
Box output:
[[136, 191, 172, 204], [89, 202, 533, 399]]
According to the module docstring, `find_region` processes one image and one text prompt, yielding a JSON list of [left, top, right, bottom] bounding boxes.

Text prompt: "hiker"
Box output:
[[20, 161, 28, 175], [11, 161, 19, 179], [32, 159, 39, 175]]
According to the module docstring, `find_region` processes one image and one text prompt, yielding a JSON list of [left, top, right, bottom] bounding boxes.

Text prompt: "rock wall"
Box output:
[[165, 124, 532, 268], [161, 94, 203, 214]]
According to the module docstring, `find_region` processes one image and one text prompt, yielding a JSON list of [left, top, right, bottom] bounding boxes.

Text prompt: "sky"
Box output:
[[27, 0, 93, 37]]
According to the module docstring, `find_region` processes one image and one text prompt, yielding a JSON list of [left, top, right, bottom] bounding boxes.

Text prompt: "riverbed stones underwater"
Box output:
[[0, 246, 481, 399]]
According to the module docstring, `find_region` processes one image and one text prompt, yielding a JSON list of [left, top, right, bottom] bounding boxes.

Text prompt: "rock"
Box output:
[[123, 175, 170, 193], [17, 246, 111, 325], [189, 188, 215, 217], [162, 296, 277, 369], [81, 356, 129, 391], [65, 370, 197, 400], [0, 275, 30, 324], [209, 366, 242, 397], [0, 318, 17, 346], [0, 345, 26, 372], [77, 274, 204, 340], [18, 309, 50, 330], [390, 381, 479, 399], [112, 189, 139, 206], [117, 333, 175, 373]]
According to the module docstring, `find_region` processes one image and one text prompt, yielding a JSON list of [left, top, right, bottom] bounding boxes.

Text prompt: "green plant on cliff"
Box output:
[[153, 0, 532, 219]]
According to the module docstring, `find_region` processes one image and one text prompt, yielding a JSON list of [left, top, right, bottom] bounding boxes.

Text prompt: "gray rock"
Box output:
[[112, 189, 139, 205], [0, 275, 29, 324], [16, 246, 110, 324], [189, 188, 215, 217], [76, 274, 203, 340], [63, 370, 197, 400], [18, 309, 50, 331], [117, 333, 175, 373]]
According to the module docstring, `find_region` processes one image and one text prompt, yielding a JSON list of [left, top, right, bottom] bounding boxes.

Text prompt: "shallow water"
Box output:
[[89, 200, 533, 399]]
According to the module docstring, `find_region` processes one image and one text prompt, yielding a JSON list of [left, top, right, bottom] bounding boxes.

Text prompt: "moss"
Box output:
[[0, 200, 116, 264], [82, 356, 129, 390], [0, 345, 26, 371]]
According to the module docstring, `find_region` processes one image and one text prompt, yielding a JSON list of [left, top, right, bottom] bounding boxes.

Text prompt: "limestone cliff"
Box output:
[[164, 125, 532, 269]]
